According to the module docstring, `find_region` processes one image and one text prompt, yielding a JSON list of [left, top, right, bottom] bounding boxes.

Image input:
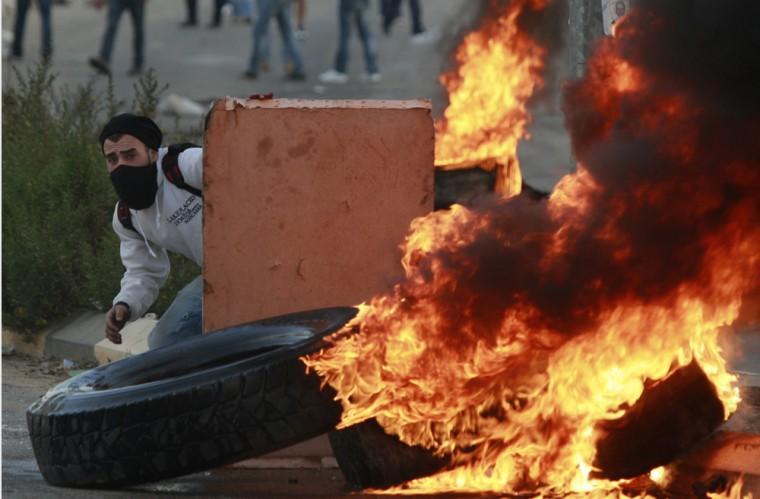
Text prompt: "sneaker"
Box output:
[[127, 66, 142, 77], [88, 56, 111, 76], [180, 19, 197, 28], [361, 72, 382, 83], [294, 29, 307, 41], [318, 69, 349, 84], [410, 30, 438, 45], [243, 70, 258, 80], [287, 70, 306, 81]]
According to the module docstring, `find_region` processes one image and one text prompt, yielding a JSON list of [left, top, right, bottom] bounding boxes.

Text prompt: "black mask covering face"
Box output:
[[110, 162, 158, 209]]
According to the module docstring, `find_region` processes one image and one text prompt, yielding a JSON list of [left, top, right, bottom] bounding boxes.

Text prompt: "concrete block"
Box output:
[[203, 97, 434, 331], [93, 317, 155, 365]]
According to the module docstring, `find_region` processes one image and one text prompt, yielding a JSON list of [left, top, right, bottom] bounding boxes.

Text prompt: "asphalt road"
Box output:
[[2, 0, 472, 110]]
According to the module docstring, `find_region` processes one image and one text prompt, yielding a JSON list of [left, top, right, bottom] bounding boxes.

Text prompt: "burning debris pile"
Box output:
[[433, 0, 552, 196], [305, 0, 760, 495]]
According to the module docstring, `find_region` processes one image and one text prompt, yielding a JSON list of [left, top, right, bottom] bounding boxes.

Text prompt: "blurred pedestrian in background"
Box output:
[[230, 0, 252, 23], [88, 0, 146, 77], [181, 0, 226, 28], [10, 0, 53, 60], [319, 0, 379, 84], [244, 0, 305, 81], [380, 0, 435, 44], [294, 0, 306, 39]]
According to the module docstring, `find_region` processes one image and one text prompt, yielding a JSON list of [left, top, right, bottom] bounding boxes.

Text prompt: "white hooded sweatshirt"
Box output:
[[111, 147, 203, 320]]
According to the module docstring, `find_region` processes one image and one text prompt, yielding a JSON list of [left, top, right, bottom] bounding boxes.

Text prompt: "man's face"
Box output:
[[615, 1, 627, 16], [103, 134, 157, 173]]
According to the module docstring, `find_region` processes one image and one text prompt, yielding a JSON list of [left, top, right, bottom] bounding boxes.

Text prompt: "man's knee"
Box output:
[[147, 308, 202, 349], [147, 276, 203, 349]]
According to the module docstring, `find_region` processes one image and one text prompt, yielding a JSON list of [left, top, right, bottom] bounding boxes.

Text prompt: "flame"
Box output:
[[303, 0, 759, 496], [648, 466, 666, 484], [306, 244, 746, 494], [708, 477, 754, 499], [434, 0, 547, 196]]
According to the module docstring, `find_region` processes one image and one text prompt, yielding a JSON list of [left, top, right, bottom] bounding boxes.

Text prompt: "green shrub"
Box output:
[[2, 64, 200, 337]]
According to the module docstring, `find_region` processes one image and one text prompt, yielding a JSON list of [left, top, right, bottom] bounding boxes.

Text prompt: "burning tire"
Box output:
[[26, 307, 356, 489], [328, 419, 447, 490], [329, 360, 725, 489]]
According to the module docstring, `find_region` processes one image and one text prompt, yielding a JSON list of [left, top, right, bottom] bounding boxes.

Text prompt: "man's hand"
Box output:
[[106, 303, 130, 344]]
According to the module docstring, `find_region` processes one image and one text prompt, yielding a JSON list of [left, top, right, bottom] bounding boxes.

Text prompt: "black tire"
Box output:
[[329, 361, 725, 489], [328, 420, 447, 490], [27, 307, 357, 489]]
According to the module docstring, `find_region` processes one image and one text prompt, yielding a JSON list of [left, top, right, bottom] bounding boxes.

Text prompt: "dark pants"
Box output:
[[147, 274, 285, 350], [335, 0, 378, 74], [185, 0, 226, 25], [381, 0, 424, 34], [12, 0, 53, 58], [97, 0, 145, 68]]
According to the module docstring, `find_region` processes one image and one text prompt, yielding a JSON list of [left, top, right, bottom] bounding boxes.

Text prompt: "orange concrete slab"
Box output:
[[202, 97, 434, 331]]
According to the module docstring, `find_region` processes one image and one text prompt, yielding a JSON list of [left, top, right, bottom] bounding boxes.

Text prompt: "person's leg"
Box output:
[[127, 0, 145, 71], [184, 0, 198, 25], [260, 15, 273, 71], [333, 0, 352, 73], [38, 0, 53, 59], [232, 0, 252, 20], [11, 0, 32, 57], [274, 0, 304, 76], [408, 0, 424, 35], [147, 275, 204, 349], [295, 0, 305, 30], [247, 0, 274, 75], [381, 0, 401, 35], [211, 0, 224, 27], [98, 0, 126, 64], [354, 5, 378, 74]]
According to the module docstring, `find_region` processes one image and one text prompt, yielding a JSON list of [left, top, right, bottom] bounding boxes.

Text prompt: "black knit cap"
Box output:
[[99, 113, 163, 152]]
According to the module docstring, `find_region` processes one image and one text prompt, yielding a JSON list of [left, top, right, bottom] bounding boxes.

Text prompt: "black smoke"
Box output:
[[397, 0, 760, 349]]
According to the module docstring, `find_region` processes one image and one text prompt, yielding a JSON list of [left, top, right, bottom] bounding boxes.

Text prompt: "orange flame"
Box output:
[[434, 0, 547, 197], [303, 1, 759, 495], [304, 184, 747, 493], [708, 477, 754, 499]]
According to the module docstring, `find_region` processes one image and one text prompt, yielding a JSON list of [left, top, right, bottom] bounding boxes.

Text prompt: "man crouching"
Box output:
[[101, 113, 203, 349]]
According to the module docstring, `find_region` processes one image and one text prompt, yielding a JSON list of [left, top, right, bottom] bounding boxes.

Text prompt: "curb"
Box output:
[[2, 311, 156, 366]]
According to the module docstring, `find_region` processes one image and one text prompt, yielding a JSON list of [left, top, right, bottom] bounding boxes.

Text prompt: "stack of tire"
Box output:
[[28, 306, 725, 490]]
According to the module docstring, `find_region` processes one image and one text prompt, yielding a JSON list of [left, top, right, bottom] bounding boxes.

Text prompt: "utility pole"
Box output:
[[567, 0, 604, 78]]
